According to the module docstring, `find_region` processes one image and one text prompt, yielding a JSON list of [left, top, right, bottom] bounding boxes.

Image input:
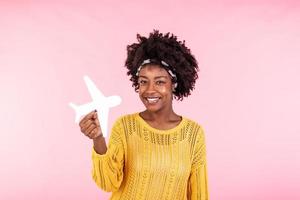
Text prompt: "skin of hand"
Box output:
[[79, 110, 103, 139]]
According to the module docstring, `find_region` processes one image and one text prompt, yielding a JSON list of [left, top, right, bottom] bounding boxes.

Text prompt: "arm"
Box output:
[[187, 127, 209, 200], [91, 118, 125, 192], [93, 135, 107, 155]]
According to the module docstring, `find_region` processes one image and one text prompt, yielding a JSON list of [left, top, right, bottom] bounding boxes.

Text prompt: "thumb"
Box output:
[[93, 110, 98, 119]]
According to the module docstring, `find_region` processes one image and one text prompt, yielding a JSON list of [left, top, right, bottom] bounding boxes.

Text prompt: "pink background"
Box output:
[[1, 0, 299, 199]]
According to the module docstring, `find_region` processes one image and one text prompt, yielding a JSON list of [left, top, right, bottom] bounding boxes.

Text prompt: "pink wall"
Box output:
[[1, 0, 299, 199]]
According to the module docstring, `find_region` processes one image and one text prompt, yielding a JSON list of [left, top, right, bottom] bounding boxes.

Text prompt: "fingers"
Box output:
[[79, 110, 96, 127], [80, 119, 93, 133], [85, 124, 100, 139], [79, 110, 102, 139], [93, 112, 102, 134], [86, 124, 96, 136], [88, 127, 100, 139], [94, 114, 100, 127]]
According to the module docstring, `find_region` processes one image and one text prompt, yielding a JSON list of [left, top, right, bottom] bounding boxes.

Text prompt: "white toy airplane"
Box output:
[[69, 75, 122, 137]]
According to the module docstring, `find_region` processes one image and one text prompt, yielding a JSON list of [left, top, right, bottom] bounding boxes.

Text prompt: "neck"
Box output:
[[141, 106, 179, 122]]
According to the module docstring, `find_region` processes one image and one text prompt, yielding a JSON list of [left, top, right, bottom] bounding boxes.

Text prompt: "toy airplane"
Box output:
[[69, 75, 122, 137]]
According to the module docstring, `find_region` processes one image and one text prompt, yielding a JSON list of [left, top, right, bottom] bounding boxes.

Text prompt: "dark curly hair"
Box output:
[[125, 30, 199, 101]]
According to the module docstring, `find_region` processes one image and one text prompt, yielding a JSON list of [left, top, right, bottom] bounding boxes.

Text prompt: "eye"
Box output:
[[156, 80, 166, 85], [138, 80, 147, 85]]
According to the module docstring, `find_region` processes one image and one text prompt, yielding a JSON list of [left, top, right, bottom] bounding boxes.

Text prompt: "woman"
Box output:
[[79, 30, 209, 200]]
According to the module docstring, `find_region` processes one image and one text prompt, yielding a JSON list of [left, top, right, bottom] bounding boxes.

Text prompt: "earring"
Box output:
[[172, 83, 177, 92]]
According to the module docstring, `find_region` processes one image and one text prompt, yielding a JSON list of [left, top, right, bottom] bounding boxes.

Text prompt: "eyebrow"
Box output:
[[138, 75, 168, 79]]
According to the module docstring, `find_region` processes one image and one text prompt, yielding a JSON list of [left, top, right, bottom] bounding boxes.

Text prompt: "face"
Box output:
[[137, 64, 174, 113]]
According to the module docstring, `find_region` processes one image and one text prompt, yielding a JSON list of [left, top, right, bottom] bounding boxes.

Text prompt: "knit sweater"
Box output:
[[91, 112, 209, 200]]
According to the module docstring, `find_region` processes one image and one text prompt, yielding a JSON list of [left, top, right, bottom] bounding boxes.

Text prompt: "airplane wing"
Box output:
[[69, 75, 121, 137], [84, 75, 104, 101]]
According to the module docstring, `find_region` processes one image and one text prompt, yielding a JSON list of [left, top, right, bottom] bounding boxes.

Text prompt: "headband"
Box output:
[[135, 59, 178, 90]]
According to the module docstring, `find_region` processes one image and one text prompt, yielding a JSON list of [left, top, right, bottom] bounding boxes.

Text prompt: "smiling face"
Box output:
[[137, 64, 174, 113]]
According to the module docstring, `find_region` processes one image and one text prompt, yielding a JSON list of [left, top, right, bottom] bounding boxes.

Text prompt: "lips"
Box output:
[[144, 96, 161, 104]]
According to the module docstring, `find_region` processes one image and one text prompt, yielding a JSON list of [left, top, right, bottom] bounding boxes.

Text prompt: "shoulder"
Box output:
[[183, 116, 206, 139], [184, 116, 204, 132], [115, 112, 137, 121], [112, 112, 138, 126]]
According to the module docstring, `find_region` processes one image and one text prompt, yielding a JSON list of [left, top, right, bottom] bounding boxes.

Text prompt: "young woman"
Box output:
[[79, 30, 209, 200]]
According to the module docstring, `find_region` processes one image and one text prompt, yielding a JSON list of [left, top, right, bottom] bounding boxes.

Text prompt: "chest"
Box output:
[[126, 137, 192, 177], [145, 120, 182, 130]]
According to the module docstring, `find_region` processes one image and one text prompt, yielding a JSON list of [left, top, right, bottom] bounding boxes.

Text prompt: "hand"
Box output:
[[79, 110, 103, 139]]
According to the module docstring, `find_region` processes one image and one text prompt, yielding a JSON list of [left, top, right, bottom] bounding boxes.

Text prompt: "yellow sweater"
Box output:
[[91, 113, 209, 200]]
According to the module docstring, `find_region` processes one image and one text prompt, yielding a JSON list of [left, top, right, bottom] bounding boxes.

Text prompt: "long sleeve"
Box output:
[[91, 118, 125, 192], [187, 128, 209, 200]]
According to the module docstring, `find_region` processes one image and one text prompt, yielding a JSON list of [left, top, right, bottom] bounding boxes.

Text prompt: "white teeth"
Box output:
[[146, 97, 160, 103]]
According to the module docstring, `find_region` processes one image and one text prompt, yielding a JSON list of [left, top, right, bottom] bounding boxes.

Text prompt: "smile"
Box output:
[[145, 97, 161, 104]]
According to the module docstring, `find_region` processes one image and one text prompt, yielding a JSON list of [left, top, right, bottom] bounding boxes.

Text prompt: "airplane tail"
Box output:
[[69, 102, 81, 123]]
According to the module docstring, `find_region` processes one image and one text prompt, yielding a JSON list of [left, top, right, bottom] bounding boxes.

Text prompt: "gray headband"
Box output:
[[135, 59, 178, 89]]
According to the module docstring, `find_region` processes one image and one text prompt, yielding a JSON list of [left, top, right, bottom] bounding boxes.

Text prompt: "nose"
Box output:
[[145, 81, 156, 93]]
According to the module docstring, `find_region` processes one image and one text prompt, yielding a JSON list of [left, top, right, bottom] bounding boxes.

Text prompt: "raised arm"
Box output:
[[91, 117, 125, 192]]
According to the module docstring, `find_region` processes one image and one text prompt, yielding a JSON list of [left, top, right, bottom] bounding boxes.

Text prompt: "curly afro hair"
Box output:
[[125, 30, 199, 101]]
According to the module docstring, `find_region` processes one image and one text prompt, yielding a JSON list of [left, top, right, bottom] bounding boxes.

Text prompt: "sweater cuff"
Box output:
[[92, 147, 107, 159]]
